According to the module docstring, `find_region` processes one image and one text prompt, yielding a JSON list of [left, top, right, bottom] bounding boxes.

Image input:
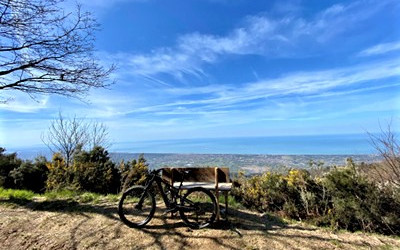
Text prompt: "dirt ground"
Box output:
[[0, 199, 399, 250]]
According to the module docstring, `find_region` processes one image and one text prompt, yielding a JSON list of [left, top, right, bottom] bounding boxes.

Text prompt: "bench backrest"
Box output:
[[162, 167, 230, 185]]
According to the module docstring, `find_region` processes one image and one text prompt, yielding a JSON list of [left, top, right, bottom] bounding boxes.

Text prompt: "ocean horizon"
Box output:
[[8, 133, 378, 160], [112, 133, 375, 155]]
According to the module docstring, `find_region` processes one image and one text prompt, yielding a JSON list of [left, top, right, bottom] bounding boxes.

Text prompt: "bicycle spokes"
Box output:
[[118, 186, 155, 228], [179, 188, 217, 229]]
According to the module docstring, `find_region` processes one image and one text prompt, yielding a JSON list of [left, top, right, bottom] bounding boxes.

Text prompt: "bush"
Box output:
[[46, 153, 71, 191], [71, 146, 120, 194], [9, 156, 49, 193], [46, 147, 121, 194], [119, 154, 149, 191], [234, 171, 291, 214], [232, 159, 400, 235], [321, 160, 400, 234], [0, 148, 22, 188], [0, 148, 48, 193]]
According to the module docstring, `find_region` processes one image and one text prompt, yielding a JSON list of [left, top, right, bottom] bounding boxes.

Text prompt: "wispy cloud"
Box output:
[[89, 58, 399, 121], [30, 56, 398, 124], [358, 41, 400, 56], [0, 92, 49, 113], [124, 0, 395, 79], [154, 59, 400, 111], [125, 16, 287, 79]]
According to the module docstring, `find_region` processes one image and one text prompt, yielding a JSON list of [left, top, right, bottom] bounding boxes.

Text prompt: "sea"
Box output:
[[112, 133, 375, 155]]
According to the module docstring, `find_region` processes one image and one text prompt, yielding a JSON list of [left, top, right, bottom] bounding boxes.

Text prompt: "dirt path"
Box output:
[[1, 199, 399, 250]]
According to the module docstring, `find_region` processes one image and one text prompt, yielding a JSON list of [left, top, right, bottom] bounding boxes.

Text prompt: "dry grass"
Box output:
[[0, 198, 399, 250]]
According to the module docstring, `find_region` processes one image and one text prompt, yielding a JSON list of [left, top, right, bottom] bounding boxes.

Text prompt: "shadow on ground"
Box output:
[[1, 197, 287, 231], [0, 198, 394, 249]]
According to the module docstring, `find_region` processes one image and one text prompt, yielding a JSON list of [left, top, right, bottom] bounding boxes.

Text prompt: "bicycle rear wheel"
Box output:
[[118, 186, 155, 228], [179, 187, 217, 229]]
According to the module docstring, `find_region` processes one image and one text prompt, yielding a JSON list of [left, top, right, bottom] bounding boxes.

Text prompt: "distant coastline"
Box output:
[[8, 134, 380, 174], [110, 152, 381, 174], [112, 133, 375, 155]]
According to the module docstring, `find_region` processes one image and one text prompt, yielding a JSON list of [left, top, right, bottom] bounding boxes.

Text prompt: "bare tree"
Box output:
[[368, 121, 400, 188], [87, 120, 111, 149], [42, 111, 88, 166], [42, 111, 111, 166], [0, 0, 114, 101]]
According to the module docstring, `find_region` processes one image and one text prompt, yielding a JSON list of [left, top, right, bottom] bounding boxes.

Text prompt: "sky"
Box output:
[[0, 0, 400, 151]]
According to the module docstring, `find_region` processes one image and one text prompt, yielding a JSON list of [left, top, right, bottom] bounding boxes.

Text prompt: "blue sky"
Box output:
[[0, 0, 399, 151]]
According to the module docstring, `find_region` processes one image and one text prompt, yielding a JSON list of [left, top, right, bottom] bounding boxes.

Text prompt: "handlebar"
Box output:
[[151, 168, 163, 175], [150, 168, 191, 176]]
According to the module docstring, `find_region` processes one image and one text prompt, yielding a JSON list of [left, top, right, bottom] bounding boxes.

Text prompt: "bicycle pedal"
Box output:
[[163, 208, 178, 215]]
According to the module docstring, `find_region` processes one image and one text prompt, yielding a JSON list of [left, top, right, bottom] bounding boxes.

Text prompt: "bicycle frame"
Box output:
[[141, 170, 185, 210], [119, 169, 218, 229]]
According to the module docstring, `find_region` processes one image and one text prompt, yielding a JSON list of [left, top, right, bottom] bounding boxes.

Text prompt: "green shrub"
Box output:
[[232, 159, 400, 235], [0, 148, 48, 193], [322, 160, 400, 234], [46, 147, 121, 194], [46, 153, 71, 191], [0, 148, 22, 188], [71, 146, 120, 194], [119, 154, 149, 191], [234, 171, 288, 213], [9, 156, 49, 193]]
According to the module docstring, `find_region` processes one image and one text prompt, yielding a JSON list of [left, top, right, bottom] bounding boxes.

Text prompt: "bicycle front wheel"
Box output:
[[179, 187, 217, 229], [118, 186, 155, 228]]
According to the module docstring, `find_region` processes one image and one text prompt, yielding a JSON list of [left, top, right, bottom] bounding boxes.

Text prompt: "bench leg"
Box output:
[[224, 191, 229, 220], [215, 190, 220, 221]]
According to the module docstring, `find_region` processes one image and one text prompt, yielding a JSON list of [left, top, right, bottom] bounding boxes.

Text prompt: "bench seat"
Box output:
[[173, 182, 232, 191]]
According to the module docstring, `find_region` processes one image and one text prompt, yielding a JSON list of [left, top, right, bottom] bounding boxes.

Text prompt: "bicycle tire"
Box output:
[[179, 187, 217, 229], [118, 186, 155, 228]]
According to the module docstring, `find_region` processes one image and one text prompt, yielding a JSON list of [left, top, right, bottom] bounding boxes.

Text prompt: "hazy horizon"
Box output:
[[7, 133, 379, 160]]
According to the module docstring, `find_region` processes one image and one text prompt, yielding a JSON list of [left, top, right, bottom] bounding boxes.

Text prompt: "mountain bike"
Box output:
[[118, 168, 218, 229]]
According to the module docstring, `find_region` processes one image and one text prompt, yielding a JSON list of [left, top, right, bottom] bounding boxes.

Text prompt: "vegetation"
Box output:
[[0, 146, 148, 195], [0, 148, 22, 188], [46, 146, 121, 194], [119, 154, 149, 191], [368, 122, 400, 188], [9, 156, 48, 193], [232, 159, 400, 235], [0, 187, 119, 204], [0, 187, 36, 201], [42, 111, 111, 167]]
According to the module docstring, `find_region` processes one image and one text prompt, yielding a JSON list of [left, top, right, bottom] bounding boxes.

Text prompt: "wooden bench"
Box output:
[[162, 167, 232, 220]]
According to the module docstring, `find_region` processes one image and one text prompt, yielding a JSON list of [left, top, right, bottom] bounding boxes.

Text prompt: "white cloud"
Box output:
[[124, 0, 396, 79], [358, 41, 400, 57], [125, 16, 286, 79], [54, 57, 399, 124], [102, 58, 400, 120], [0, 91, 49, 113]]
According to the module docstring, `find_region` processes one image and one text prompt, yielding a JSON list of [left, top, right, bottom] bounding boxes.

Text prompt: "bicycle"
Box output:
[[118, 168, 218, 229]]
